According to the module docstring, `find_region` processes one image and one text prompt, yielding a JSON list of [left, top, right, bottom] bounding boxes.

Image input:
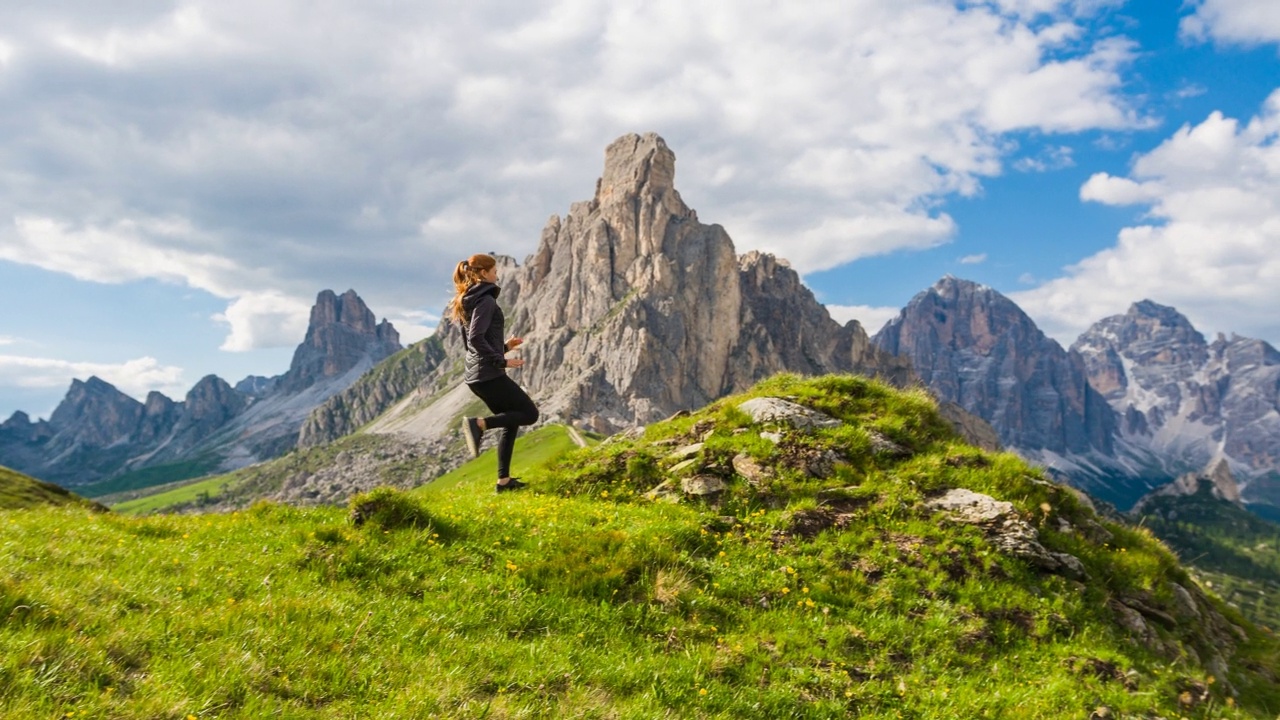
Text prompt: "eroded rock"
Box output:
[[738, 397, 842, 430]]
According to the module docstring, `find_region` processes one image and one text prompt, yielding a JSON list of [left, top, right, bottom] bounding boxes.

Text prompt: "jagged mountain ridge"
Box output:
[[0, 289, 402, 489], [303, 133, 916, 455], [1073, 300, 1280, 504], [872, 277, 1280, 510]]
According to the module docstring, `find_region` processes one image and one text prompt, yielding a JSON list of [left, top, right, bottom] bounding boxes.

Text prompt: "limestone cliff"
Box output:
[[474, 132, 912, 431], [1073, 301, 1280, 505], [873, 276, 1116, 457]]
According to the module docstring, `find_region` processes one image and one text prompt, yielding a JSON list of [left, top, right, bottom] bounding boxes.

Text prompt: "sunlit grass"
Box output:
[[3, 374, 1278, 719]]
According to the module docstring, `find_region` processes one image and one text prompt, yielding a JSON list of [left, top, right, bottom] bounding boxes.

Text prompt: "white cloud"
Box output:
[[212, 291, 311, 352], [959, 253, 988, 265], [1014, 89, 1280, 344], [383, 309, 441, 345], [0, 355, 186, 401], [827, 304, 902, 336], [55, 6, 235, 67], [0, 0, 1145, 352], [0, 39, 14, 67], [1014, 145, 1075, 173], [1182, 0, 1280, 46], [0, 336, 16, 346], [6, 215, 245, 297]]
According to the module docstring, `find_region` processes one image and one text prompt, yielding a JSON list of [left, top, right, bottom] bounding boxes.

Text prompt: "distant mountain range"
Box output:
[[0, 289, 401, 493], [872, 277, 1280, 512], [6, 132, 1280, 521]]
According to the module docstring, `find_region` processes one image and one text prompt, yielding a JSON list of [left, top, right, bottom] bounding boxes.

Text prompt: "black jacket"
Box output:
[[460, 282, 507, 384]]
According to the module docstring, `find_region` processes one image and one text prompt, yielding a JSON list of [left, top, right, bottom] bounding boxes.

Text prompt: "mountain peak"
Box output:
[[278, 289, 402, 395], [873, 276, 1115, 457], [595, 133, 681, 209]]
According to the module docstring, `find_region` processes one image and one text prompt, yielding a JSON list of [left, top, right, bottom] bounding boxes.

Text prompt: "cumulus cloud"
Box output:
[[212, 291, 312, 352], [0, 0, 1149, 383], [827, 304, 902, 336], [1014, 89, 1280, 344], [1182, 0, 1280, 46], [0, 355, 186, 401]]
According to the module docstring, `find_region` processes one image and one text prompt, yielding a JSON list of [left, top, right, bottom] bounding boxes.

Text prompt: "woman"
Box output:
[[449, 253, 540, 493]]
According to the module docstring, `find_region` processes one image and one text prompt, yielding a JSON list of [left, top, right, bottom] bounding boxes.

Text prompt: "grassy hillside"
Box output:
[[414, 424, 589, 498], [3, 374, 1278, 718], [1135, 488, 1280, 631], [0, 464, 106, 511], [111, 425, 583, 515]]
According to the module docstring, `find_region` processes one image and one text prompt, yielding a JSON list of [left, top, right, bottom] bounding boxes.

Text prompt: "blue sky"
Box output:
[[1, 0, 1279, 420]]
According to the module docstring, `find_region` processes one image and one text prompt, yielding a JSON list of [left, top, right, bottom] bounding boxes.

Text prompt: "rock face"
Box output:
[[299, 336, 448, 447], [0, 289, 401, 489], [278, 290, 401, 395], [873, 277, 1116, 458], [469, 133, 913, 430], [1131, 459, 1243, 514], [1073, 301, 1280, 505]]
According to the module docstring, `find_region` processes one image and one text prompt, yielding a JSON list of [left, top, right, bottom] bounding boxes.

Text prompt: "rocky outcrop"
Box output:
[[873, 277, 1116, 457], [234, 375, 280, 397], [925, 488, 1086, 579], [466, 132, 912, 431], [277, 290, 402, 395], [1131, 459, 1243, 514], [1073, 301, 1280, 505], [47, 377, 147, 450], [0, 411, 53, 444], [299, 336, 448, 447]]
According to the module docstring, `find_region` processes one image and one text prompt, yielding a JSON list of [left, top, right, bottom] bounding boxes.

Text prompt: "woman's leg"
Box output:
[[467, 376, 539, 479]]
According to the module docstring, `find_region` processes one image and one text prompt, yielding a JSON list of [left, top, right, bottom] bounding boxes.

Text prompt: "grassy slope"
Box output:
[[0, 465, 106, 511], [80, 456, 223, 499], [3, 374, 1278, 719], [112, 425, 580, 515], [415, 424, 588, 498], [1136, 489, 1280, 631]]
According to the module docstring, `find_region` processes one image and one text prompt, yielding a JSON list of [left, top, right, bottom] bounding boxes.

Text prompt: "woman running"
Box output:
[[449, 253, 540, 492]]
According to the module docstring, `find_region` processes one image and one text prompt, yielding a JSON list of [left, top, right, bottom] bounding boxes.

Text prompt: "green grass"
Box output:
[[415, 424, 589, 498], [3, 374, 1278, 719], [0, 465, 106, 511], [111, 472, 240, 516], [79, 456, 222, 499]]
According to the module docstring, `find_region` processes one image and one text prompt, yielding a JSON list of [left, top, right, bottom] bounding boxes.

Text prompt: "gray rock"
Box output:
[[681, 475, 726, 496], [669, 458, 699, 475], [732, 453, 773, 485], [1169, 583, 1201, 621], [737, 397, 842, 430], [667, 442, 704, 461], [926, 488, 1087, 579], [873, 276, 1116, 458], [644, 479, 681, 503], [867, 430, 909, 457]]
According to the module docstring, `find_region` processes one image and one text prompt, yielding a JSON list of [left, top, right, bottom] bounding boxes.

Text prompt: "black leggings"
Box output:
[[467, 375, 540, 479]]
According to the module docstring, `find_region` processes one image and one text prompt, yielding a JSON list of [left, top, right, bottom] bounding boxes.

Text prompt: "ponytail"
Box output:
[[447, 254, 497, 325]]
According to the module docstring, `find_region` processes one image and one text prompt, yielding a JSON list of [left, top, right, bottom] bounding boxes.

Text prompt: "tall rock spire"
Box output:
[[443, 132, 912, 430]]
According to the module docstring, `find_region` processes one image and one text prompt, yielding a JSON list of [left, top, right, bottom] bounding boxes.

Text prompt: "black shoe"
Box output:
[[463, 417, 483, 458], [496, 478, 527, 493]]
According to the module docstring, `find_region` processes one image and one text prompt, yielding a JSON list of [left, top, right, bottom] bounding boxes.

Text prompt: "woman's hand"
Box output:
[[506, 358, 526, 369], [506, 336, 524, 350]]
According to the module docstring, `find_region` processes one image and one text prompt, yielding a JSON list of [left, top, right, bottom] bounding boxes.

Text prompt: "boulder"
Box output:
[[738, 397, 842, 430], [925, 488, 1087, 580]]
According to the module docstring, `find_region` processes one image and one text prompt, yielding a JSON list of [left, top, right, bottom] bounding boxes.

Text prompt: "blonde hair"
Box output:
[[447, 253, 497, 324]]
